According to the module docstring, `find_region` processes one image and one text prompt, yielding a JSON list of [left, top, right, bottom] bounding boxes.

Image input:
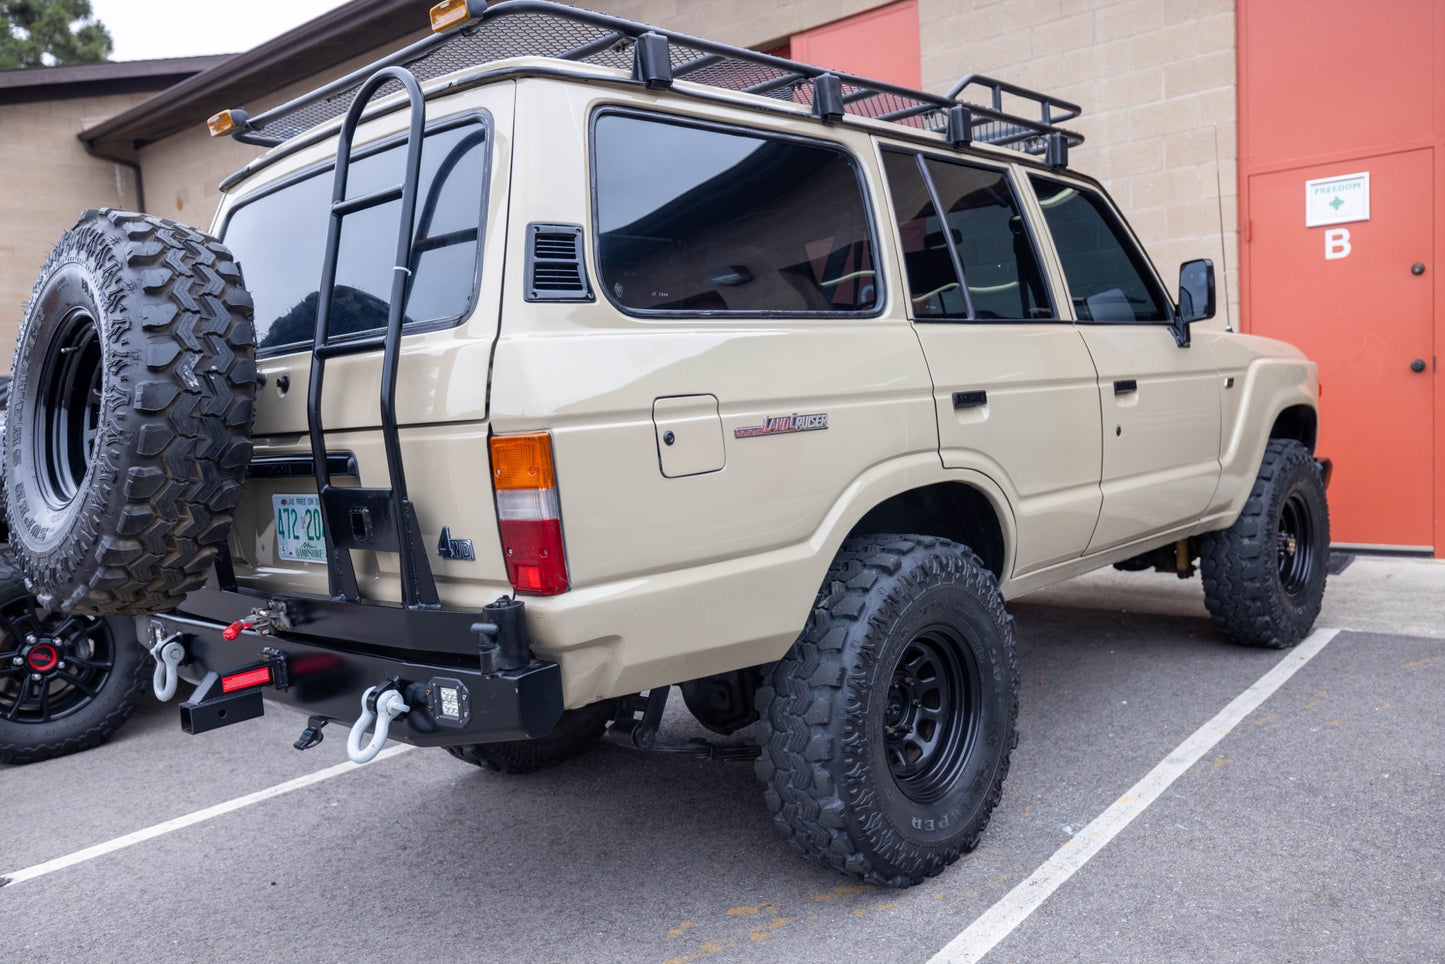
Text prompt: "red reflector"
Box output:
[[499, 519, 569, 595], [221, 666, 273, 692]]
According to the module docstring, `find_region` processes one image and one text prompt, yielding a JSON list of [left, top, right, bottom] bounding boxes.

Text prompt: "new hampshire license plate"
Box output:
[[273, 494, 326, 563]]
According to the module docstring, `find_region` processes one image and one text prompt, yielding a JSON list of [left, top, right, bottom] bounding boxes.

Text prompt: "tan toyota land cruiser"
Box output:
[[3, 0, 1329, 887]]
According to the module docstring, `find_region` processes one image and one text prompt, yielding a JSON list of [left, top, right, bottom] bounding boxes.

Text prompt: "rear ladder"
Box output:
[[308, 66, 439, 608]]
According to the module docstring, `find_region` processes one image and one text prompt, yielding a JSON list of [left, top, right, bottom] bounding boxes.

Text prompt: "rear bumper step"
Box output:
[[147, 610, 564, 747]]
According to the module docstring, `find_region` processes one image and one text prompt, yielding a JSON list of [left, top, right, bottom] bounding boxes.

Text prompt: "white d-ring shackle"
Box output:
[[150, 634, 186, 702], [347, 685, 410, 764]]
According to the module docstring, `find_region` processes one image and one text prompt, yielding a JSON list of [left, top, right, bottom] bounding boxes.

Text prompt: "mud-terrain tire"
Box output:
[[4, 209, 257, 615], [755, 535, 1018, 887], [1200, 439, 1330, 648], [0, 549, 147, 764], [445, 699, 618, 773]]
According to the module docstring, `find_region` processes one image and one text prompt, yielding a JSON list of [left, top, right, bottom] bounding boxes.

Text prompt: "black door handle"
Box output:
[[1411, 358, 1427, 373], [1113, 379, 1138, 395], [952, 390, 987, 409]]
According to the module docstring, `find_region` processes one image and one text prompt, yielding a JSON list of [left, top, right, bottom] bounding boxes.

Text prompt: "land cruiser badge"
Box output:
[[734, 412, 829, 439]]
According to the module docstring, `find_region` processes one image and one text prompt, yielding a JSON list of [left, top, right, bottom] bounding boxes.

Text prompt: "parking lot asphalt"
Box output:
[[3, 556, 1442, 963]]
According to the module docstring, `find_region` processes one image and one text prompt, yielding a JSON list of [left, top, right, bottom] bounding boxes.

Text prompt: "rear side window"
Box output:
[[882, 149, 1053, 321], [222, 118, 490, 354], [1029, 177, 1170, 323], [592, 112, 879, 315]]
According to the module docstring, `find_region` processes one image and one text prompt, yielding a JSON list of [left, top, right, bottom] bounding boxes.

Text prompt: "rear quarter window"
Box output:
[[591, 112, 880, 316]]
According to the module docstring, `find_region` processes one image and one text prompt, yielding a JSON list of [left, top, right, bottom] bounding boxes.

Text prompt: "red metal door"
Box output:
[[1246, 149, 1435, 549]]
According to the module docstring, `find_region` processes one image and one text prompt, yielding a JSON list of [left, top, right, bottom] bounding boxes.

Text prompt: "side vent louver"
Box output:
[[524, 222, 593, 302]]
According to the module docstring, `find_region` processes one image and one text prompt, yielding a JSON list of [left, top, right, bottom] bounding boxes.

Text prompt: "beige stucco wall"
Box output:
[[0, 90, 153, 366]]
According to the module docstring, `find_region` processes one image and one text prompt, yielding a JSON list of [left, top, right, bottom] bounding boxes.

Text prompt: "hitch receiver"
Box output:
[[179, 671, 265, 734]]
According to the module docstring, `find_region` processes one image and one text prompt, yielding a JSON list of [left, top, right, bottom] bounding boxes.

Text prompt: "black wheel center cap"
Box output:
[[26, 643, 60, 673]]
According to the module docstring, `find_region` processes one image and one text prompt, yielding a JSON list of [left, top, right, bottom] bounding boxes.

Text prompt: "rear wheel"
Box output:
[[0, 550, 146, 764], [445, 699, 618, 773], [755, 535, 1018, 887], [1200, 439, 1330, 647]]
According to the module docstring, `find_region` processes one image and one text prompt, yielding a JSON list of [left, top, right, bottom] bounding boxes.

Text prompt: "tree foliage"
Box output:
[[0, 0, 112, 69]]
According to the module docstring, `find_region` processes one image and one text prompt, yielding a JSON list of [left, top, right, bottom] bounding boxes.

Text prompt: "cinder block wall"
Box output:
[[0, 92, 152, 364], [917, 0, 1240, 328]]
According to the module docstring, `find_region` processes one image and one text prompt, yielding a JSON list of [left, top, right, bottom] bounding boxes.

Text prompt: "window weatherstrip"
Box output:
[[914, 152, 976, 320]]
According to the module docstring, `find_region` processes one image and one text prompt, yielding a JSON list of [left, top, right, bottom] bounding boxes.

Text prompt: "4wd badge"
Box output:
[[734, 412, 829, 439]]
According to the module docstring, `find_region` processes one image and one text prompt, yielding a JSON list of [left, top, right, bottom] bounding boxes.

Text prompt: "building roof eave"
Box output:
[[79, 0, 428, 159]]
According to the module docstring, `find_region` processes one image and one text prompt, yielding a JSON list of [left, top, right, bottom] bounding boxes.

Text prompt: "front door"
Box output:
[[1027, 175, 1222, 553], [1246, 149, 1435, 550]]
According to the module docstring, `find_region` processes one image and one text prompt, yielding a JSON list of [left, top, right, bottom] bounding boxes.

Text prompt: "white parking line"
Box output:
[[0, 744, 414, 889], [929, 627, 1341, 964]]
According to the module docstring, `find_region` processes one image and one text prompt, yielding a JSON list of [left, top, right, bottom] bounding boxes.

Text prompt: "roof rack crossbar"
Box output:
[[557, 30, 628, 62], [672, 53, 726, 77], [741, 72, 807, 97]]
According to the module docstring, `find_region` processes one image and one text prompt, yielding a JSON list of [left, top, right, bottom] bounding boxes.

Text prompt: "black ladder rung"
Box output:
[[333, 184, 404, 216]]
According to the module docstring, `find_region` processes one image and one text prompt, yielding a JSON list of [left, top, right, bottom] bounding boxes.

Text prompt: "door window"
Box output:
[[883, 149, 1053, 320], [1029, 178, 1171, 323]]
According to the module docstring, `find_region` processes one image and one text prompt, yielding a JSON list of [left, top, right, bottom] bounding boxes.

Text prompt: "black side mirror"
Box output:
[[1173, 258, 1215, 346]]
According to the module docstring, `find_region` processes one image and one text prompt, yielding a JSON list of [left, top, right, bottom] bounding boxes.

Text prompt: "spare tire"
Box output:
[[4, 209, 257, 615]]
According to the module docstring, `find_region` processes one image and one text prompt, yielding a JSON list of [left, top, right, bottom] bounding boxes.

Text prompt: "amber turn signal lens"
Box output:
[[490, 432, 558, 490], [206, 110, 239, 137], [429, 0, 472, 33]]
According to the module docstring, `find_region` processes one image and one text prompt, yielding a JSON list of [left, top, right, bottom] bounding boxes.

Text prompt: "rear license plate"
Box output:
[[273, 494, 326, 563]]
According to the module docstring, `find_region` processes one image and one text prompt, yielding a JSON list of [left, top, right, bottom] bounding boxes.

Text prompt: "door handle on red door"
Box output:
[[1411, 358, 1427, 372]]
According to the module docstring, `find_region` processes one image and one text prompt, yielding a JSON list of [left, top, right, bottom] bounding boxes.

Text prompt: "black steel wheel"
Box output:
[[4, 209, 257, 615], [755, 535, 1018, 887], [883, 629, 977, 805], [1201, 439, 1331, 647], [0, 550, 146, 764]]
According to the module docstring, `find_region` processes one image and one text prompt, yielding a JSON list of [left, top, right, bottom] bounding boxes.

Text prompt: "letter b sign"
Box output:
[[1325, 228, 1352, 260]]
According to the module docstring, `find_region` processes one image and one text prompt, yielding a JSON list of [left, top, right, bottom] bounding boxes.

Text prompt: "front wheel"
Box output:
[[1200, 439, 1330, 647], [755, 535, 1018, 887]]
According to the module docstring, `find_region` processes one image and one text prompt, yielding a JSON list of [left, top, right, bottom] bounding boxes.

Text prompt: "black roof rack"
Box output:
[[217, 0, 1083, 167]]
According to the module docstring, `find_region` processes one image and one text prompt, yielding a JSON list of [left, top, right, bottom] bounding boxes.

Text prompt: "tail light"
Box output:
[[490, 432, 569, 594]]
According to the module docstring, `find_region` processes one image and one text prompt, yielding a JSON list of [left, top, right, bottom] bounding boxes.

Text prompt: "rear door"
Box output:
[[880, 148, 1103, 575], [216, 87, 515, 600], [1026, 174, 1222, 553]]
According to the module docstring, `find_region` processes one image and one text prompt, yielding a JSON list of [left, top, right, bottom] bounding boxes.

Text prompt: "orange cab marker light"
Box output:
[[207, 110, 239, 137], [221, 666, 273, 693], [429, 0, 475, 33]]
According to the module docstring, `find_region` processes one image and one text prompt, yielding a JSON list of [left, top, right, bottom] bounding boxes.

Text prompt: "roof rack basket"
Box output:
[[214, 0, 1083, 178]]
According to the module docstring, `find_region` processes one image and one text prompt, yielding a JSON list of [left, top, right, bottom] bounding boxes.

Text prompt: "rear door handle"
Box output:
[[952, 390, 987, 409], [1113, 379, 1138, 395]]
